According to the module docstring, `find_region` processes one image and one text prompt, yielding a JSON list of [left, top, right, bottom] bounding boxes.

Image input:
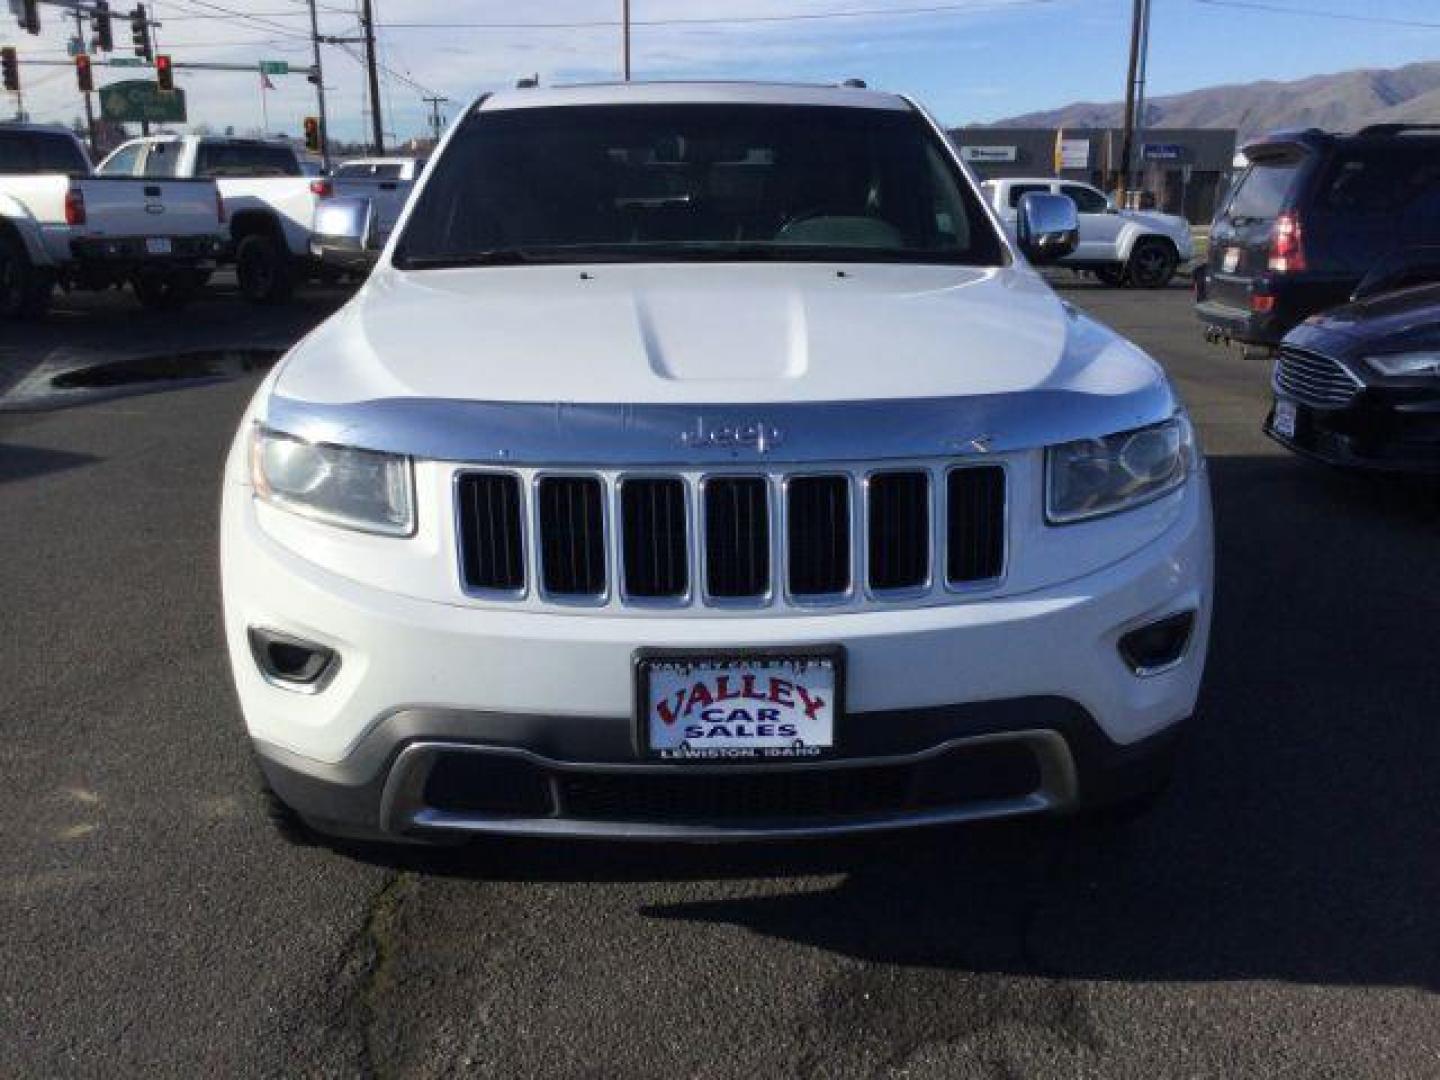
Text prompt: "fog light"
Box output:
[[1118, 611, 1195, 675], [248, 627, 339, 690]]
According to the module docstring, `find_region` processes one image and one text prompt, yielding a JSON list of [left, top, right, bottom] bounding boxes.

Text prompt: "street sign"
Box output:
[[99, 78, 186, 122], [258, 60, 288, 75], [1059, 138, 1090, 170], [960, 145, 1017, 164]]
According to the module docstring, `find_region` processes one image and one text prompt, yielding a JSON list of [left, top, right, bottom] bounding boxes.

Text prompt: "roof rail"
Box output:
[[1355, 123, 1440, 137], [840, 78, 868, 88]]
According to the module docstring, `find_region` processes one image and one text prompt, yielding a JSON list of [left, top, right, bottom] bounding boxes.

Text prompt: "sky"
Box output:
[[3, 0, 1439, 145]]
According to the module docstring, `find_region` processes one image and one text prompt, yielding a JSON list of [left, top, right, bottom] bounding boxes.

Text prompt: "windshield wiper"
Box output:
[[393, 249, 539, 269]]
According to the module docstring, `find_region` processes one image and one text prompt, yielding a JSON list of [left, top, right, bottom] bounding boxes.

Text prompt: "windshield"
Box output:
[[394, 103, 1005, 268]]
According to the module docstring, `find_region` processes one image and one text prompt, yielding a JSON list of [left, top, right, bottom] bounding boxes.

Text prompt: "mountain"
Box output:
[[990, 62, 1440, 142]]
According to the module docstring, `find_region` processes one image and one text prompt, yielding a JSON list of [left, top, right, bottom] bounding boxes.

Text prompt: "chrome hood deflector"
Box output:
[[263, 303, 1176, 466]]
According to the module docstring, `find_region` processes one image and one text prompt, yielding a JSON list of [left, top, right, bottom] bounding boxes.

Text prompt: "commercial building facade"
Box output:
[[948, 126, 1239, 224]]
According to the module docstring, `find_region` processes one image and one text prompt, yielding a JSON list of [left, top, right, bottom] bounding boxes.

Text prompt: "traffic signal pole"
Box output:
[[305, 0, 331, 170], [72, 5, 96, 152]]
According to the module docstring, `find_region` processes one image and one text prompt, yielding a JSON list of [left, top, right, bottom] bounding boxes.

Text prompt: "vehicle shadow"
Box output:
[[0, 443, 99, 484], [351, 453, 1440, 989]]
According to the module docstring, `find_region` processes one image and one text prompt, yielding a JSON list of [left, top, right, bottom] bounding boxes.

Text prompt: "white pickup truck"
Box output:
[[97, 135, 322, 304], [0, 124, 227, 318], [309, 157, 425, 274], [980, 177, 1193, 288]]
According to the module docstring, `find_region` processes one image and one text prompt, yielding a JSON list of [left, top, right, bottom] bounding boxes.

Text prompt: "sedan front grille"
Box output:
[[456, 463, 1007, 610], [1274, 348, 1362, 407]]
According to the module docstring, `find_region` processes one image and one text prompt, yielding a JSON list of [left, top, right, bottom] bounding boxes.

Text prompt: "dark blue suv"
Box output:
[[1196, 125, 1440, 349]]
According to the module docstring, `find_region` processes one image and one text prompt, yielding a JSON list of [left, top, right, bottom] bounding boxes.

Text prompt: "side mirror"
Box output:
[[1016, 192, 1079, 264], [310, 196, 374, 257]]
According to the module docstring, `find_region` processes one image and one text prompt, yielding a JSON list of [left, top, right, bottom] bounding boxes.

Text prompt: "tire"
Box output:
[[1126, 239, 1178, 289], [235, 231, 296, 305], [1094, 266, 1126, 287], [131, 269, 205, 310], [0, 232, 54, 320]]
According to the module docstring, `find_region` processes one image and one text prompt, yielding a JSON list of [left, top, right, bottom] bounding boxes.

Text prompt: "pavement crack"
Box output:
[[338, 869, 418, 1080]]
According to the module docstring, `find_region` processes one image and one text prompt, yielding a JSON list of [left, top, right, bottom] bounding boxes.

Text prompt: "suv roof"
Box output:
[[478, 80, 911, 115], [1243, 123, 1440, 157]]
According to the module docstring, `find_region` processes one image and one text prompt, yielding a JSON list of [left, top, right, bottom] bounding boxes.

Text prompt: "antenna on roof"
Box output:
[[516, 74, 539, 89], [841, 78, 867, 89]]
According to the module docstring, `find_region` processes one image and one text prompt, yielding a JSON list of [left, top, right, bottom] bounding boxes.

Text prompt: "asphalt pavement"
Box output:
[[2, 277, 1438, 1078]]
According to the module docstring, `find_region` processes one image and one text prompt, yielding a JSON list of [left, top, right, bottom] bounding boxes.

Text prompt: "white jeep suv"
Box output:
[[221, 82, 1213, 843]]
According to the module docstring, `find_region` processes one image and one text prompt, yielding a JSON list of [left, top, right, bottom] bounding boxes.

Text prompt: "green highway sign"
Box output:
[[99, 80, 187, 123], [258, 60, 289, 75]]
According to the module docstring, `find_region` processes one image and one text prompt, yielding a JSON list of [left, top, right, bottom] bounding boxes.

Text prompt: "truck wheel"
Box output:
[[236, 232, 295, 305], [0, 233, 53, 320], [132, 269, 205, 310], [1127, 239, 1177, 289]]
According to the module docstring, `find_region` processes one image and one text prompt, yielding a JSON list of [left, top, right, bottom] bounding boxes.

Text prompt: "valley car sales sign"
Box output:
[[640, 654, 838, 760]]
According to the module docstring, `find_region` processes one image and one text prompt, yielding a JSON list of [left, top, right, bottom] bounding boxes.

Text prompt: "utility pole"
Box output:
[[1116, 0, 1147, 205], [305, 0, 331, 170], [72, 6, 96, 153], [622, 0, 630, 81], [422, 94, 447, 143], [359, 0, 384, 153]]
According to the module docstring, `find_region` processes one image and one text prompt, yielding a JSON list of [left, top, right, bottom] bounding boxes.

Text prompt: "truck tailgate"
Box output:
[[74, 177, 222, 239], [330, 177, 415, 243]]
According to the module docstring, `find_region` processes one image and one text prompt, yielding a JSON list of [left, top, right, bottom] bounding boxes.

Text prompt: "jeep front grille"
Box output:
[[456, 463, 1006, 609]]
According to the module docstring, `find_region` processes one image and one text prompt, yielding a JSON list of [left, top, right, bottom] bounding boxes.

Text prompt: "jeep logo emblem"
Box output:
[[679, 418, 784, 453]]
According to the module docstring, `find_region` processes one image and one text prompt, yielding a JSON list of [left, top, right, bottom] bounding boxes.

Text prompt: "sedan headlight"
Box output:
[[1046, 415, 1193, 524], [250, 426, 415, 536], [1365, 351, 1440, 378]]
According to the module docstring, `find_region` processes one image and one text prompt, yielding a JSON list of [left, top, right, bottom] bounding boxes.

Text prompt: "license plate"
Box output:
[[1273, 399, 1298, 438], [145, 237, 173, 255], [1222, 246, 1241, 273], [636, 650, 841, 761]]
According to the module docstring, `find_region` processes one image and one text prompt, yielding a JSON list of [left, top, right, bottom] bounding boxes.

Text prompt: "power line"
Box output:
[[1193, 0, 1440, 29], [373, 0, 1057, 32]]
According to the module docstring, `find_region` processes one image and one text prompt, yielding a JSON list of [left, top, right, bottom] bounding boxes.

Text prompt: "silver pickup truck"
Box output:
[[0, 124, 227, 318]]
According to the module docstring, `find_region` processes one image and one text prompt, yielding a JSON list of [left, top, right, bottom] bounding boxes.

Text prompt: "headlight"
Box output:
[[250, 426, 415, 536], [1046, 415, 1192, 524], [1365, 351, 1440, 378]]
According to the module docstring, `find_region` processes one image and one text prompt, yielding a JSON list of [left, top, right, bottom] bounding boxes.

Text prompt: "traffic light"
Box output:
[[303, 116, 320, 153], [18, 0, 40, 35], [130, 5, 152, 61], [1, 48, 18, 94], [94, 1, 114, 53], [155, 54, 173, 92], [75, 54, 93, 94]]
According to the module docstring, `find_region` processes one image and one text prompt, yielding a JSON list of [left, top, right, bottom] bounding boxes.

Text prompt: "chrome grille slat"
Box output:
[[457, 464, 1007, 610], [1274, 348, 1361, 407]]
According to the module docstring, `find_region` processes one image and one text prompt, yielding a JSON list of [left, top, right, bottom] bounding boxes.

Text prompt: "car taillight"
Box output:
[[1268, 211, 1306, 274], [309, 178, 333, 197], [216, 188, 227, 224], [64, 188, 86, 226]]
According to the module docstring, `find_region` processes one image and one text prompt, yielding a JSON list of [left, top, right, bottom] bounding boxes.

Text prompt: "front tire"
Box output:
[[235, 232, 296, 305], [0, 232, 54, 320], [1126, 239, 1178, 289]]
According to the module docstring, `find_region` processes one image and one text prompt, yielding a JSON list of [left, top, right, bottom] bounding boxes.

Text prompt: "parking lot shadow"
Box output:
[[358, 453, 1440, 991]]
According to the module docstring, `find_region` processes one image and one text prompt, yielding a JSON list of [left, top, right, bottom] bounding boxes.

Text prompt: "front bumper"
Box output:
[[223, 473, 1212, 841], [1265, 390, 1440, 473]]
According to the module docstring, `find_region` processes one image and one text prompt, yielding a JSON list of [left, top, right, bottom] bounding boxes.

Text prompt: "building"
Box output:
[[947, 126, 1239, 224]]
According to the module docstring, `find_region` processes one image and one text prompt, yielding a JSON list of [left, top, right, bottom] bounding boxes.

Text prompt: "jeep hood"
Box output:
[[274, 262, 1166, 410]]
